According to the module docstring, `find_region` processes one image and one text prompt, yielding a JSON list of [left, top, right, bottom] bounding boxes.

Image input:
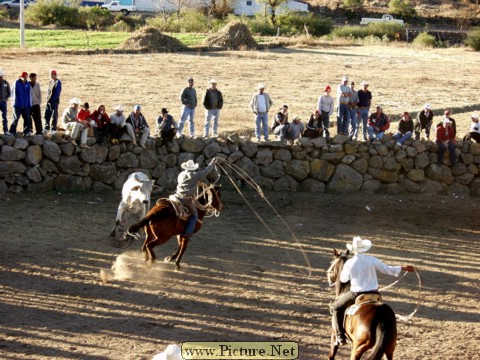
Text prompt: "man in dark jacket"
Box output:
[[178, 77, 197, 138], [0, 68, 11, 134], [202, 79, 223, 138], [414, 103, 434, 140], [44, 69, 62, 134], [367, 105, 390, 143]]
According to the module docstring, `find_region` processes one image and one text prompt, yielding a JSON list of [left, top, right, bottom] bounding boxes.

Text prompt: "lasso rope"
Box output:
[[215, 158, 312, 277], [381, 269, 422, 322], [193, 182, 220, 217]]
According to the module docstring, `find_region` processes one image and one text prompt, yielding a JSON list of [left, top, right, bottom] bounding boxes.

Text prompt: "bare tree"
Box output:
[[257, 0, 288, 25]]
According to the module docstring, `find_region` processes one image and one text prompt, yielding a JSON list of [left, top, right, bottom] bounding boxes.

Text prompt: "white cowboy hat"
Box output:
[[346, 236, 372, 253], [181, 160, 199, 171], [115, 105, 124, 112], [69, 98, 81, 105], [152, 344, 182, 360]]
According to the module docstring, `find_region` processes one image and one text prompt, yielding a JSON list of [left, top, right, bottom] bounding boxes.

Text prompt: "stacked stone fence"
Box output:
[[1, 132, 480, 197]]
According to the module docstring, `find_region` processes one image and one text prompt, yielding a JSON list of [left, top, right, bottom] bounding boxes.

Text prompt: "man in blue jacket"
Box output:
[[44, 69, 62, 134], [9, 71, 31, 136]]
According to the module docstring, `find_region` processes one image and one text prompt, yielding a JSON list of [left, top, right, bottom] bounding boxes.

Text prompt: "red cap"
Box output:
[[20, 71, 28, 78], [324, 85, 331, 92], [50, 69, 57, 75], [444, 110, 451, 115]]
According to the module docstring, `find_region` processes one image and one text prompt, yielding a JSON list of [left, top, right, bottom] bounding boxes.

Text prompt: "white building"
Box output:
[[232, 0, 309, 17], [105, 0, 309, 14]]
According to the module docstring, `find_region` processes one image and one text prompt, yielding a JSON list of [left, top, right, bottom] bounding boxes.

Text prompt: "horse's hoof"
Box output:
[[164, 256, 172, 263], [175, 263, 181, 271]]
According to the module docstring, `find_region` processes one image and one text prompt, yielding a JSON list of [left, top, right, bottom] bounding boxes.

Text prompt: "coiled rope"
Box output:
[[215, 158, 312, 277]]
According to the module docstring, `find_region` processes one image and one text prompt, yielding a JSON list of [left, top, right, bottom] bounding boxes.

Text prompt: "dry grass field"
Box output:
[[1, 45, 480, 360], [0, 45, 479, 138]]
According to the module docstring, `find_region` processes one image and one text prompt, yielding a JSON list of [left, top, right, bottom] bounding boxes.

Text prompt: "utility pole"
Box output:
[[20, 0, 25, 48]]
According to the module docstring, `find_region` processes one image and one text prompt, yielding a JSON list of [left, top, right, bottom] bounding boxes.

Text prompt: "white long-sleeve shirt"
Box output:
[[340, 253, 401, 292]]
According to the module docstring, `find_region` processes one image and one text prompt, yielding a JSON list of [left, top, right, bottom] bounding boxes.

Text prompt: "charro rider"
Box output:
[[175, 158, 218, 241], [331, 236, 415, 346]]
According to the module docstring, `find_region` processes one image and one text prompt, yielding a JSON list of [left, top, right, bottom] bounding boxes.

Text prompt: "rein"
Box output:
[[215, 158, 312, 278]]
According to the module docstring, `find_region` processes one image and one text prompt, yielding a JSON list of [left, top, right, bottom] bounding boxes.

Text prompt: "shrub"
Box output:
[[332, 22, 403, 40], [465, 27, 480, 51], [26, 0, 81, 27], [78, 6, 113, 30], [343, 0, 363, 11], [388, 0, 416, 19], [276, 12, 333, 37], [246, 14, 277, 36], [146, 9, 212, 33], [412, 32, 437, 48]]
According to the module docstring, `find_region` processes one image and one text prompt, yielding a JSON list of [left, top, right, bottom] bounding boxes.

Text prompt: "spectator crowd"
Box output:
[[0, 69, 478, 167]]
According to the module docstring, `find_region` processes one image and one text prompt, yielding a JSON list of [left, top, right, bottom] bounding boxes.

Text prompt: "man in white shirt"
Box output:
[[250, 83, 273, 142], [331, 237, 415, 345], [336, 76, 352, 136]]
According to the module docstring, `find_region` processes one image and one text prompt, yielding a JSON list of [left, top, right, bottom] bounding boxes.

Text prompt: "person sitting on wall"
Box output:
[[303, 110, 324, 138], [463, 113, 480, 143], [156, 107, 178, 146]]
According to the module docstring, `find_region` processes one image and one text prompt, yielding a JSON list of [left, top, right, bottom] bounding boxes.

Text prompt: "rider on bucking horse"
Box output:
[[331, 236, 415, 346], [175, 157, 218, 241]]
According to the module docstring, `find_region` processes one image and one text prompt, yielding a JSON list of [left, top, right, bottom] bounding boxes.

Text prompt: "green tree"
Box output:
[[343, 0, 363, 12], [257, 0, 288, 26], [388, 0, 416, 18]]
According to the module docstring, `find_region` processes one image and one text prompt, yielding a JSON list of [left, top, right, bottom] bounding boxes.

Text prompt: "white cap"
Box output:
[[342, 76, 349, 82], [258, 83, 265, 90], [115, 105, 124, 112], [209, 78, 217, 84], [472, 113, 478, 119], [0, 69, 5, 76], [152, 344, 182, 360], [69, 98, 81, 105], [360, 80, 369, 86], [424, 103, 431, 110], [133, 104, 141, 111]]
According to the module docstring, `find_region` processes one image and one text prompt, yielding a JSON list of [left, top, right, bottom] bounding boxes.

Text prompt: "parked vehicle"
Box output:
[[360, 14, 404, 26], [101, 1, 135, 15], [1, 0, 33, 9]]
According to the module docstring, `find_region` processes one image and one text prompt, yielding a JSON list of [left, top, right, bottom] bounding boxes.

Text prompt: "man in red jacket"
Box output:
[[436, 118, 456, 165], [367, 105, 390, 143]]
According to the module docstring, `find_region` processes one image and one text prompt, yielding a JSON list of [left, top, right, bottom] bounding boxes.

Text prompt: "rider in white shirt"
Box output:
[[332, 237, 415, 345]]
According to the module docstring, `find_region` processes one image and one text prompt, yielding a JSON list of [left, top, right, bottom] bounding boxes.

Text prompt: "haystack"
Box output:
[[204, 21, 257, 50], [119, 26, 187, 52]]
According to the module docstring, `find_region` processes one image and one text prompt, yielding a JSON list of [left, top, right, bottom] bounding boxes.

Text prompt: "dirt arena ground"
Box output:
[[1, 189, 479, 359]]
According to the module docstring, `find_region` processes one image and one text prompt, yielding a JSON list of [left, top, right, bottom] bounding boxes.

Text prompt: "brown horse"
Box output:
[[126, 182, 223, 270], [327, 249, 397, 360]]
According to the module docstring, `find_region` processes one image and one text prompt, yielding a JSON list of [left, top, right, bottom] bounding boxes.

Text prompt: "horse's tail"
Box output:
[[127, 202, 170, 236], [366, 305, 397, 360]]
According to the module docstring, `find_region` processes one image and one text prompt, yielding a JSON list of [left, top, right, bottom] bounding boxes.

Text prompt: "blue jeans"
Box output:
[[321, 110, 330, 138], [357, 108, 369, 140], [337, 103, 349, 135], [436, 140, 456, 164], [44, 101, 59, 130], [392, 131, 412, 145], [367, 126, 384, 140], [0, 100, 8, 133], [178, 106, 195, 137], [204, 109, 220, 137], [273, 124, 291, 140], [255, 112, 269, 141], [10, 106, 31, 134], [348, 107, 357, 138]]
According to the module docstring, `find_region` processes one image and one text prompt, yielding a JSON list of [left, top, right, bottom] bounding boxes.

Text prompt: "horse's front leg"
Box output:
[[165, 234, 182, 263], [328, 332, 339, 360]]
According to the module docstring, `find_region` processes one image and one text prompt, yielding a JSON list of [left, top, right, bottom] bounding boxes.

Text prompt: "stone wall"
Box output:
[[1, 133, 480, 196]]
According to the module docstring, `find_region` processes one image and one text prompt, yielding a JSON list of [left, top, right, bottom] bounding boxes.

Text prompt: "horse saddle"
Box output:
[[345, 294, 382, 316], [166, 195, 190, 220]]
